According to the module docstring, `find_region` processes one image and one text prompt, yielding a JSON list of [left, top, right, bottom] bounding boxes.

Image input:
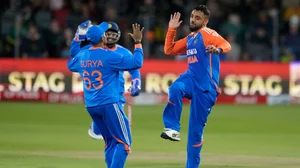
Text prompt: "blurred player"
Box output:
[[161, 5, 231, 168], [67, 22, 144, 168], [70, 21, 141, 140]]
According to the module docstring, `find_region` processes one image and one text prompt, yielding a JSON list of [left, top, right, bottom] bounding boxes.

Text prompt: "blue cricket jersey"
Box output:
[[105, 45, 141, 103], [67, 45, 143, 107], [70, 40, 141, 103]]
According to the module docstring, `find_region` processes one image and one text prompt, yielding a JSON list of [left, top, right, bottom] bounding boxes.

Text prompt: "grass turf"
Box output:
[[0, 102, 300, 167]]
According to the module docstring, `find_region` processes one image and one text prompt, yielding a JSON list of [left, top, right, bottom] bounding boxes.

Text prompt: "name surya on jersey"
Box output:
[[80, 60, 104, 68], [187, 48, 198, 64]]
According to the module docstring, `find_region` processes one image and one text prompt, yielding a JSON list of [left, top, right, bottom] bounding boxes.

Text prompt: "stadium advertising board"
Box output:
[[0, 59, 297, 104], [289, 62, 300, 104]]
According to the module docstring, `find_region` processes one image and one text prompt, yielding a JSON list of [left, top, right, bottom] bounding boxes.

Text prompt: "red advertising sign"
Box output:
[[0, 59, 292, 104]]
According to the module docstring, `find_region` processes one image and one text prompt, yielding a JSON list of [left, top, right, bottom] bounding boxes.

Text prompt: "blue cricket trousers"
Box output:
[[91, 102, 124, 135], [163, 73, 217, 168], [87, 103, 131, 168]]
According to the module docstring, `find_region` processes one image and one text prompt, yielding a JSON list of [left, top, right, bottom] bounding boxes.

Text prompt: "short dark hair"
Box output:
[[194, 5, 210, 18]]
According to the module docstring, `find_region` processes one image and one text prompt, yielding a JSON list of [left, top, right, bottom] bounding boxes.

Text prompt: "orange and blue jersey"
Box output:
[[67, 44, 143, 107], [164, 27, 231, 94], [162, 27, 231, 168], [70, 40, 141, 103]]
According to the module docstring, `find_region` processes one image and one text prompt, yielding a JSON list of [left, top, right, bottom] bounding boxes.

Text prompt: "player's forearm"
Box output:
[[164, 28, 186, 56], [109, 45, 144, 71], [128, 45, 142, 78], [128, 69, 141, 80], [214, 35, 232, 53], [70, 40, 81, 57], [131, 44, 144, 69], [164, 28, 177, 55], [218, 41, 231, 53]]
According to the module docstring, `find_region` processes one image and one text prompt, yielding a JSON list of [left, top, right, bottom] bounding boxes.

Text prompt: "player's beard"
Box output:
[[107, 37, 117, 44], [106, 37, 117, 48], [189, 23, 203, 32]]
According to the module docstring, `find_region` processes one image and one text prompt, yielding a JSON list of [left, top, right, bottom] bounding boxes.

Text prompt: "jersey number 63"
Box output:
[[83, 70, 103, 90]]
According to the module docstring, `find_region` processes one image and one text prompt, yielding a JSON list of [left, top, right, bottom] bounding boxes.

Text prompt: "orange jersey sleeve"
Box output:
[[200, 27, 231, 53], [164, 28, 187, 56]]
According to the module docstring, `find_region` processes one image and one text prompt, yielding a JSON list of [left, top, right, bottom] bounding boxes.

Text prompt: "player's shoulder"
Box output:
[[106, 48, 119, 56], [199, 27, 219, 37], [116, 44, 126, 49], [116, 44, 132, 55], [117, 44, 130, 51], [107, 48, 122, 58], [81, 44, 92, 51], [77, 48, 89, 56], [187, 27, 218, 37], [88, 47, 112, 58]]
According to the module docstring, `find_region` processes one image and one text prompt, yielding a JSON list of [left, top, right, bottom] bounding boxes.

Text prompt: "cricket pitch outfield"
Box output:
[[0, 102, 300, 168]]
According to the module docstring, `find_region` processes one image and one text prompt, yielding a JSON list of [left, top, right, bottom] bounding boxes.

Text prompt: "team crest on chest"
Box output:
[[193, 38, 198, 45]]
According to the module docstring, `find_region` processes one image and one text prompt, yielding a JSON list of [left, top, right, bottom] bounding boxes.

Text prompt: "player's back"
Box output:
[[76, 47, 120, 107]]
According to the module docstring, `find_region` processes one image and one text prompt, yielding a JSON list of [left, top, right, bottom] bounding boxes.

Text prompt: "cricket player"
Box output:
[[160, 5, 231, 168], [67, 22, 144, 168], [70, 21, 141, 140]]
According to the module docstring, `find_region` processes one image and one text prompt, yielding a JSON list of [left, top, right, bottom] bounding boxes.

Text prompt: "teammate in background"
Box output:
[[67, 23, 144, 168], [160, 5, 231, 168], [70, 21, 141, 140]]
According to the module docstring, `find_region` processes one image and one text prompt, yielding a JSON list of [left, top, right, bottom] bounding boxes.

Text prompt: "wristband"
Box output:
[[217, 48, 223, 54]]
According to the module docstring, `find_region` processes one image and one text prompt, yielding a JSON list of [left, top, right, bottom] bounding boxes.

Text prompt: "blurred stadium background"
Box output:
[[0, 0, 300, 61], [1, 0, 300, 168]]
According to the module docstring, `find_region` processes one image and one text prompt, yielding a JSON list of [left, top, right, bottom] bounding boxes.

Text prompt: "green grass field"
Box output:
[[0, 102, 300, 168]]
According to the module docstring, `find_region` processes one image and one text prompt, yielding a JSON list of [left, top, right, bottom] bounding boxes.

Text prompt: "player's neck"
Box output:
[[105, 44, 118, 51], [192, 25, 207, 33], [92, 43, 105, 48], [106, 43, 116, 49]]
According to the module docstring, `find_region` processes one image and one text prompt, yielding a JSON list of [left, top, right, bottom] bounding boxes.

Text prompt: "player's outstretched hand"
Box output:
[[75, 20, 92, 41], [206, 45, 222, 54], [169, 12, 183, 29], [128, 23, 144, 43]]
